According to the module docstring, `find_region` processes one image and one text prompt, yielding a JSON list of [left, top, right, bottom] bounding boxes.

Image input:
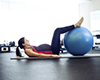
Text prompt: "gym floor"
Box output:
[[0, 50, 100, 80]]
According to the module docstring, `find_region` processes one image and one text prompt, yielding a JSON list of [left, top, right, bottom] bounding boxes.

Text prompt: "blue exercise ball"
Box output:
[[63, 27, 94, 56]]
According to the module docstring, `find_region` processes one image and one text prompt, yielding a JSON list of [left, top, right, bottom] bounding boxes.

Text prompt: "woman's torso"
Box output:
[[29, 44, 53, 54]]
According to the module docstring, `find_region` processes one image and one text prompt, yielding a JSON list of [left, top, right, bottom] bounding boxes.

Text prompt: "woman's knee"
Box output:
[[54, 28, 60, 34]]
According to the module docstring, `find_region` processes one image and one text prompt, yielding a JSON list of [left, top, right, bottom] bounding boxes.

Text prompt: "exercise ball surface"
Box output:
[[63, 27, 93, 56]]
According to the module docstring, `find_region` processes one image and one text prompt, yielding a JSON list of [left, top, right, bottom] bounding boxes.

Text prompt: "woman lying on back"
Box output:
[[16, 17, 84, 57]]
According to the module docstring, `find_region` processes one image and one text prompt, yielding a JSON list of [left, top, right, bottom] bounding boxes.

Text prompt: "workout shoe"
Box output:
[[74, 17, 84, 27]]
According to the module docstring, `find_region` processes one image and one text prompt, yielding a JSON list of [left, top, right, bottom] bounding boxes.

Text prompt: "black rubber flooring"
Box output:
[[0, 50, 100, 80]]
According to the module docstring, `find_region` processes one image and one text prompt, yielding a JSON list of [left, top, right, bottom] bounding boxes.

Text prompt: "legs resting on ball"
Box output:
[[51, 17, 84, 55]]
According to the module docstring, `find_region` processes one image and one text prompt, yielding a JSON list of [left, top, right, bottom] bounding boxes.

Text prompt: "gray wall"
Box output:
[[79, 0, 100, 30]]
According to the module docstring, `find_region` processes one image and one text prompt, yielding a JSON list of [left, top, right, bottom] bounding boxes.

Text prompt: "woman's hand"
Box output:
[[51, 55, 61, 57]]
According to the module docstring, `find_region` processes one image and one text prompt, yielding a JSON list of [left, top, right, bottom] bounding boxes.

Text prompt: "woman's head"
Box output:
[[18, 37, 30, 49], [18, 37, 25, 49]]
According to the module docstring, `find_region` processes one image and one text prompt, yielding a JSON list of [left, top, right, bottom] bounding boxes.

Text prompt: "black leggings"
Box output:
[[51, 25, 75, 55]]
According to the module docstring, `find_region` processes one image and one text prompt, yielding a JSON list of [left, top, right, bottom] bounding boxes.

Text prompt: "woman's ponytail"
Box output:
[[16, 46, 23, 57], [16, 37, 24, 57]]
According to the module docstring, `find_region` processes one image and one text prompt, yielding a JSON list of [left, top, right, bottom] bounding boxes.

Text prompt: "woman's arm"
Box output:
[[25, 49, 61, 57]]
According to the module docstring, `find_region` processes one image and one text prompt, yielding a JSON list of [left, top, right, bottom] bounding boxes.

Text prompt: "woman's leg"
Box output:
[[51, 25, 75, 55], [51, 17, 84, 55]]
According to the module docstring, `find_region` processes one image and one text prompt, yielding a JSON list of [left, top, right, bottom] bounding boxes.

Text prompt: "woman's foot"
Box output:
[[74, 17, 84, 27]]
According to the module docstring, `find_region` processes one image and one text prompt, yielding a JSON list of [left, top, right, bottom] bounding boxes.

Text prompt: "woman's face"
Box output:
[[22, 38, 30, 47]]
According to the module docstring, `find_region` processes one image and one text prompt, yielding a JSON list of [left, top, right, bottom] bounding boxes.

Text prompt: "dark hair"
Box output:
[[16, 37, 25, 57], [18, 37, 25, 49], [16, 47, 23, 57]]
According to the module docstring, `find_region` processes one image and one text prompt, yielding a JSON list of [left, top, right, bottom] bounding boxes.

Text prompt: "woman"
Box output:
[[16, 17, 84, 57]]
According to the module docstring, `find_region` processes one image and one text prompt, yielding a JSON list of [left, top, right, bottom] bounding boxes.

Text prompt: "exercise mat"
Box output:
[[10, 54, 100, 60]]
